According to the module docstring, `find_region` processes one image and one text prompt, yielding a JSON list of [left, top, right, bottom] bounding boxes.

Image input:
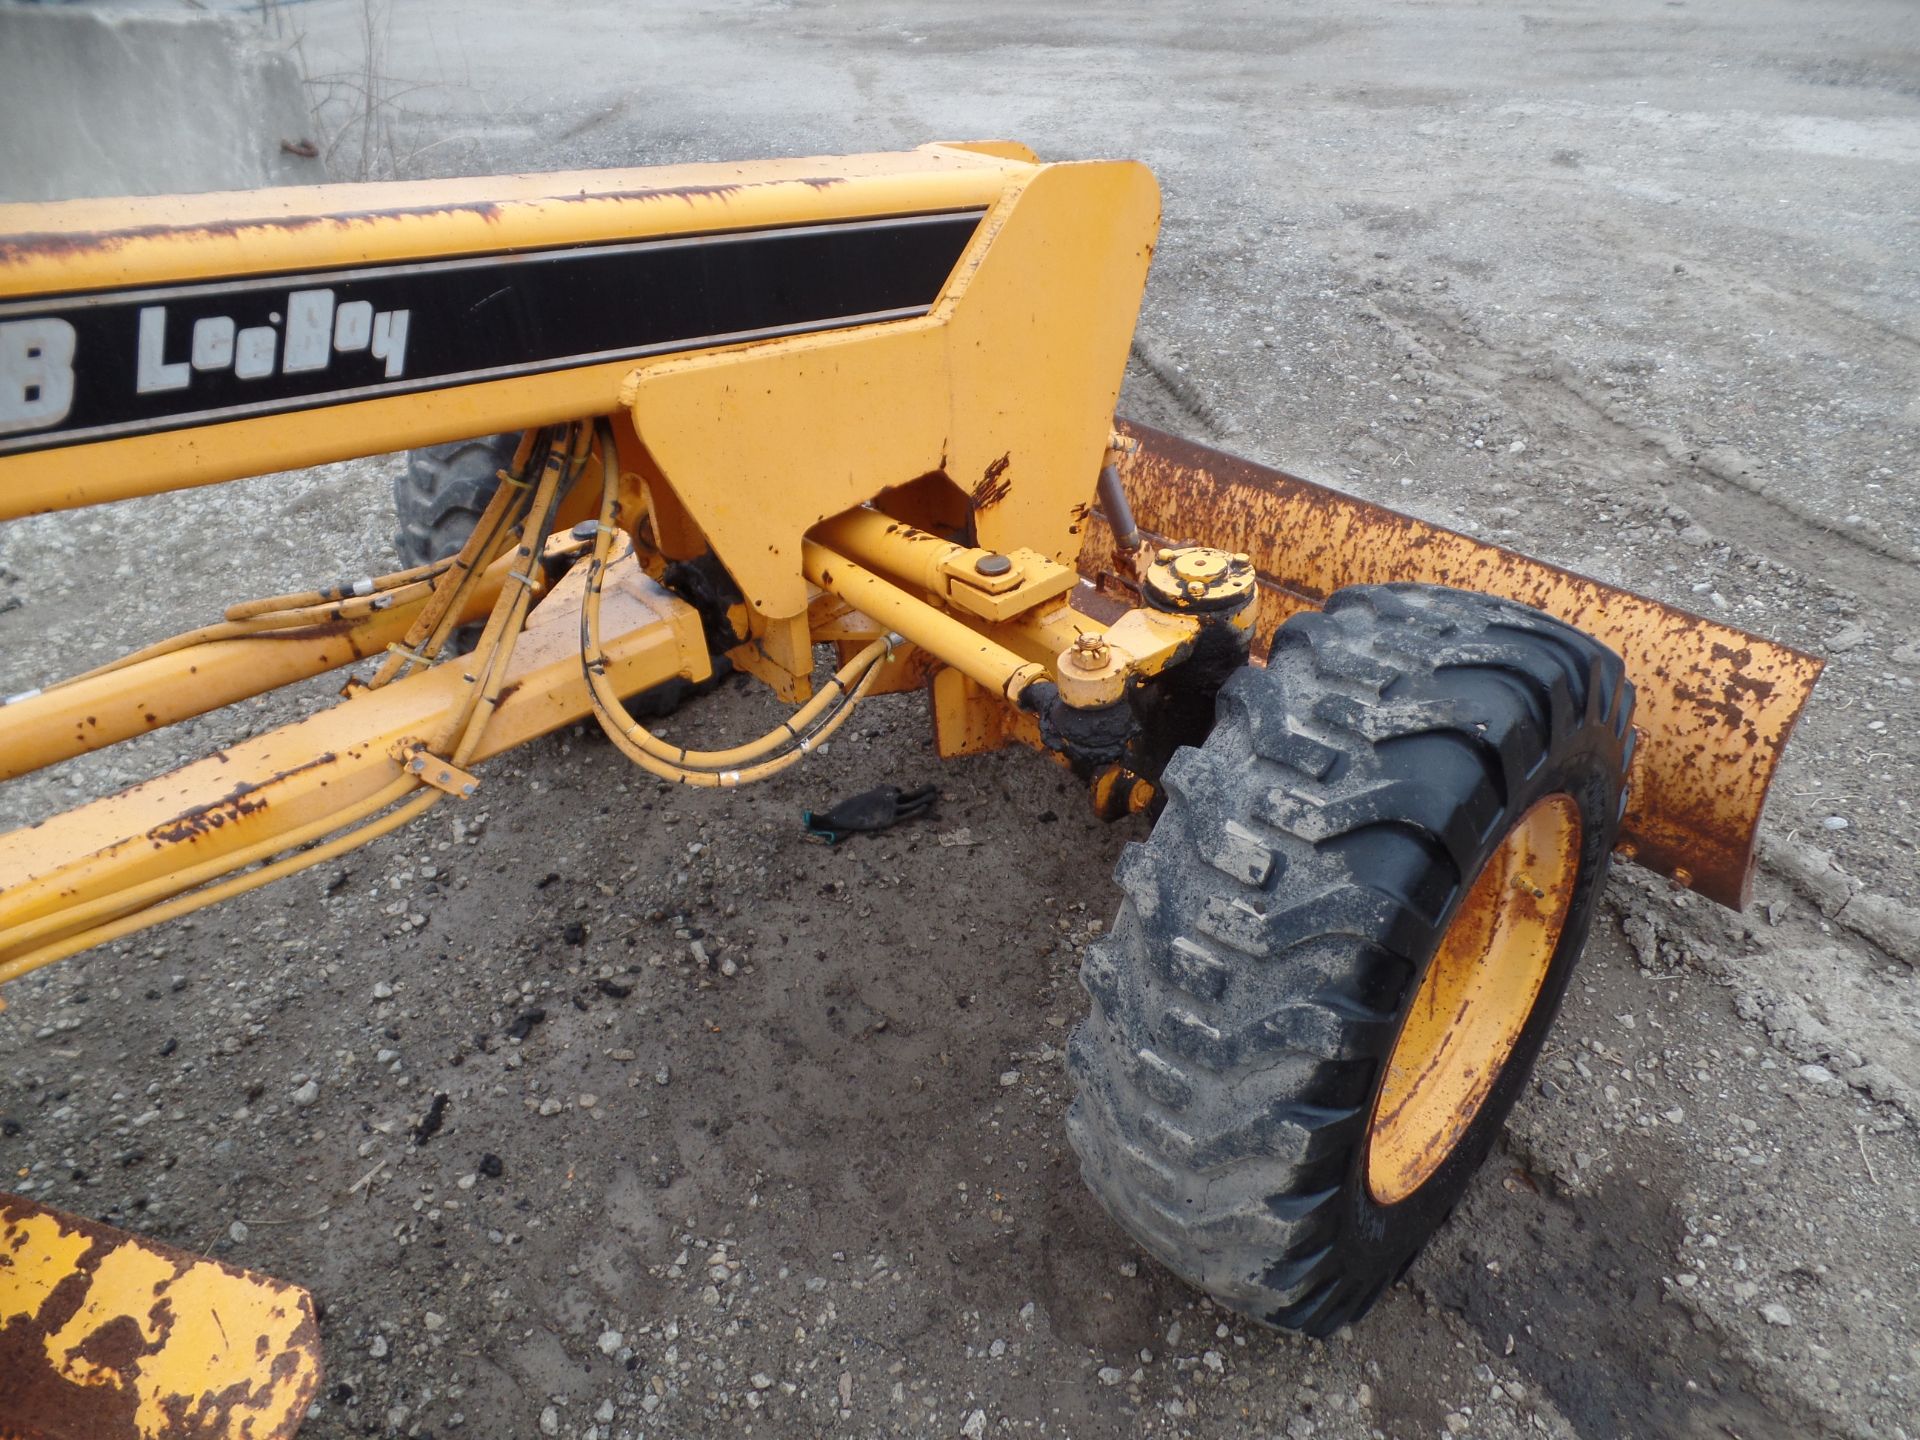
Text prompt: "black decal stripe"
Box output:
[[0, 210, 983, 457]]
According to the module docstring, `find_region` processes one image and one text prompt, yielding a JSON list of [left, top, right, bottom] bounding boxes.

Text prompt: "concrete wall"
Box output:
[[0, 7, 326, 202]]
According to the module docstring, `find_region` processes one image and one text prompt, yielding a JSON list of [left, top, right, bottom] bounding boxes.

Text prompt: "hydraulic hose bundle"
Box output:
[[0, 417, 908, 975], [0, 426, 580, 979], [576, 419, 900, 787]]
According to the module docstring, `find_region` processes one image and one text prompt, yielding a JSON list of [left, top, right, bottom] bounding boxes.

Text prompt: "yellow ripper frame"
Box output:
[[0, 141, 1173, 979], [0, 142, 1818, 986]]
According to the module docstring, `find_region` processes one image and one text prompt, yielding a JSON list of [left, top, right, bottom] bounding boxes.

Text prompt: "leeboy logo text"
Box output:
[[0, 286, 414, 440], [136, 288, 411, 394]]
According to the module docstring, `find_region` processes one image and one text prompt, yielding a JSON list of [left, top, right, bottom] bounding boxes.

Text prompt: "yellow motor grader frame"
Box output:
[[0, 143, 1818, 1438]]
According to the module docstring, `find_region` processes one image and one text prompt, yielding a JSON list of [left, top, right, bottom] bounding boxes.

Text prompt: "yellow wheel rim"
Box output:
[[1366, 793, 1582, 1205]]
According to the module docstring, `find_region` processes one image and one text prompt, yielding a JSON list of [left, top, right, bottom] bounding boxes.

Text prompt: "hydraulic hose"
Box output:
[[40, 434, 551, 699], [47, 572, 448, 692], [577, 418, 897, 787], [370, 427, 550, 688], [223, 554, 468, 620], [0, 426, 580, 980]]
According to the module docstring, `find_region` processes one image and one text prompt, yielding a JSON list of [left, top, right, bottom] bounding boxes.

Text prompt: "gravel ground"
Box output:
[[4, 3, 1919, 1439]]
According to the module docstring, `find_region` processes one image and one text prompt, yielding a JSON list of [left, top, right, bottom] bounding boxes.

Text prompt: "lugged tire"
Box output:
[[392, 434, 520, 567], [1065, 582, 1635, 1335]]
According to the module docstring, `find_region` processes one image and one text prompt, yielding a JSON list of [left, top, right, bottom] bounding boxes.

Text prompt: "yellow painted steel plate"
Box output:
[[1089, 423, 1824, 910], [0, 1194, 320, 1440]]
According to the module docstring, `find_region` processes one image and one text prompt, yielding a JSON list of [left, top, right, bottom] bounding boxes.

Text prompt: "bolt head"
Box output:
[[1068, 635, 1112, 670], [974, 552, 1014, 577]]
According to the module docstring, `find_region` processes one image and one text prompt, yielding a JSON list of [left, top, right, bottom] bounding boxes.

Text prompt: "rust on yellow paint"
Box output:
[[0, 145, 1038, 519], [0, 556, 515, 784], [0, 142, 1818, 1001], [0, 555, 708, 978], [726, 611, 817, 705], [626, 157, 1158, 619], [0, 1194, 320, 1440], [930, 666, 1040, 759], [1087, 423, 1824, 909]]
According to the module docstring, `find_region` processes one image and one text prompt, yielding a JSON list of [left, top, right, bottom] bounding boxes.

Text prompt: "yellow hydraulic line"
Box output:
[[0, 428, 577, 974], [0, 553, 543, 975], [581, 632, 894, 788], [0, 780, 429, 983], [6, 480, 573, 970], [428, 427, 577, 749], [577, 420, 895, 777], [2, 428, 546, 781], [0, 547, 703, 966], [40, 577, 441, 692], [0, 564, 513, 781], [223, 555, 458, 620], [0, 434, 555, 959], [587, 579, 890, 768], [370, 430, 545, 688], [799, 538, 1049, 702]]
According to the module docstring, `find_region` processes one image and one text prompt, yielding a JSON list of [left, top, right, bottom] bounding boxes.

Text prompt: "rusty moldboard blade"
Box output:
[[1085, 421, 1823, 910], [0, 1194, 321, 1440]]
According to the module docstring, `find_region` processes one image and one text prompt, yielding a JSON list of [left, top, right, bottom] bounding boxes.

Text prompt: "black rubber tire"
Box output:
[[1065, 583, 1635, 1335], [392, 434, 520, 567]]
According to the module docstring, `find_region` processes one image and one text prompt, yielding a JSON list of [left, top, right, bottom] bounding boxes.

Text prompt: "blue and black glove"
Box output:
[[802, 784, 937, 845]]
